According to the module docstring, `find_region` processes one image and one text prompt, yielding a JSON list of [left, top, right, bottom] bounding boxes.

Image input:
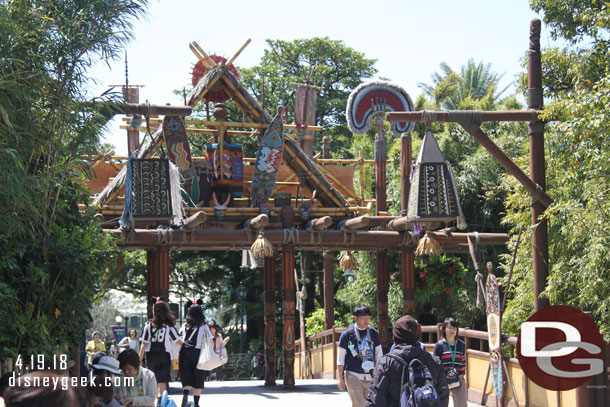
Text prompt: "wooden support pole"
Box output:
[[400, 132, 412, 216], [323, 251, 335, 330], [105, 229, 510, 250], [264, 256, 277, 386], [123, 87, 140, 155], [528, 18, 550, 312], [282, 245, 296, 389], [359, 151, 365, 201], [398, 129, 416, 319], [401, 249, 415, 315], [377, 251, 390, 348], [464, 125, 552, 208], [374, 118, 387, 214], [245, 214, 269, 230], [146, 246, 170, 318]]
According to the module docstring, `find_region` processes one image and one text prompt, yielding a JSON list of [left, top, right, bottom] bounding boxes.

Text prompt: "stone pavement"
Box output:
[[166, 379, 484, 407]]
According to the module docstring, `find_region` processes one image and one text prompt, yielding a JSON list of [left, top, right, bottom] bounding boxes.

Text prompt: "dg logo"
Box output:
[[517, 305, 604, 391]]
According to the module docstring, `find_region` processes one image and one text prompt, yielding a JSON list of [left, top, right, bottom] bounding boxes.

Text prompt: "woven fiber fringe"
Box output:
[[119, 156, 135, 229], [415, 231, 441, 256], [251, 231, 273, 258], [339, 251, 359, 271], [169, 161, 185, 227]]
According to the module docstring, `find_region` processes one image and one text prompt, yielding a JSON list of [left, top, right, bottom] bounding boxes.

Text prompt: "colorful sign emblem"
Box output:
[[486, 269, 503, 400], [163, 116, 199, 204], [252, 110, 284, 208], [346, 81, 415, 137]]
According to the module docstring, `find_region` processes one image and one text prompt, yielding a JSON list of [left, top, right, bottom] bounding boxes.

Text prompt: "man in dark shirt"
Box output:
[[336, 305, 383, 407], [366, 315, 449, 407]]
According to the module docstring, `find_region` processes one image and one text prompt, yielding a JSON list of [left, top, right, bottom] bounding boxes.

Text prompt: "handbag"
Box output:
[[219, 345, 228, 365], [196, 327, 223, 371]]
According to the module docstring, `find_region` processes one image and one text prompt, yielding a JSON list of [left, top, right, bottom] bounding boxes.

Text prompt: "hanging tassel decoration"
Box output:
[[415, 231, 441, 257], [119, 156, 135, 229], [339, 251, 359, 271], [251, 231, 274, 259], [169, 161, 186, 227]]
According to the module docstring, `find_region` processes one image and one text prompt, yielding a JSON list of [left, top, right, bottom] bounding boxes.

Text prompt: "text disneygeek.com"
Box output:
[[8, 374, 134, 391]]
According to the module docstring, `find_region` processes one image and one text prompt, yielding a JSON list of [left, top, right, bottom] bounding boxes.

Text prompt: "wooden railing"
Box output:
[[295, 325, 610, 407]]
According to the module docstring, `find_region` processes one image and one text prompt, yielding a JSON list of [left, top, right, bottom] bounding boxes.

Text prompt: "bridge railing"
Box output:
[[295, 325, 610, 407]]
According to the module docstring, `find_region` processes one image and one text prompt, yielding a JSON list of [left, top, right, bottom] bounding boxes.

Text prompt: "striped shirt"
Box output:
[[433, 339, 466, 377]]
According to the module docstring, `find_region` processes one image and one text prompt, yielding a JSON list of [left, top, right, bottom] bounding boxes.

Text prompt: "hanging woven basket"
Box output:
[[415, 231, 442, 257], [339, 251, 359, 271], [251, 231, 274, 258]]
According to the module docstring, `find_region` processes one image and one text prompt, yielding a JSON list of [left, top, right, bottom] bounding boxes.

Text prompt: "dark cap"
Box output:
[[393, 315, 420, 344]]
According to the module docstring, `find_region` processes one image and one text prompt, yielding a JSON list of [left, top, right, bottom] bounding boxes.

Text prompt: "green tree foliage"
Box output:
[[495, 2, 610, 340], [418, 59, 508, 110], [0, 0, 148, 360], [521, 1, 610, 96], [239, 37, 377, 157], [501, 76, 610, 339]]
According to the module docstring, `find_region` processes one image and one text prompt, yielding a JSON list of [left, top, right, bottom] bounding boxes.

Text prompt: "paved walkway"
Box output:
[[166, 379, 484, 407]]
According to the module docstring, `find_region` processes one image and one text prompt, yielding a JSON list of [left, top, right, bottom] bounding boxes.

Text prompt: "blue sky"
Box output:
[[90, 0, 561, 155]]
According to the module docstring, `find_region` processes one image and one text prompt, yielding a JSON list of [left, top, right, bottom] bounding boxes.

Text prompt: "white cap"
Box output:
[[92, 356, 122, 375]]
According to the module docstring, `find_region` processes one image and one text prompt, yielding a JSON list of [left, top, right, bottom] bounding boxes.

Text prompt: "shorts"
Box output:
[[146, 351, 171, 383], [179, 347, 205, 388]]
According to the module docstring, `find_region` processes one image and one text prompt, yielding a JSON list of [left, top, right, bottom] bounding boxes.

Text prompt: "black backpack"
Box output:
[[387, 352, 440, 407]]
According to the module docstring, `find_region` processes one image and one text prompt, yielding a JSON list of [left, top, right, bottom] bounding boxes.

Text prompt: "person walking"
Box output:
[[208, 321, 229, 381], [119, 329, 140, 353], [336, 305, 383, 407], [139, 301, 182, 407], [366, 315, 449, 407], [434, 317, 467, 407], [86, 331, 107, 366], [178, 304, 213, 407]]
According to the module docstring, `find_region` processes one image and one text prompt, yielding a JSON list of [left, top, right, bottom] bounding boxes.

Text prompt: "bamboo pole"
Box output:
[[191, 41, 217, 67], [121, 117, 323, 132], [217, 74, 263, 122], [226, 38, 251, 68]]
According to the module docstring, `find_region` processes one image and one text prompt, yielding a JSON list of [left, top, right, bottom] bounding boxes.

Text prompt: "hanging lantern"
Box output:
[[339, 251, 359, 272], [407, 128, 466, 229]]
